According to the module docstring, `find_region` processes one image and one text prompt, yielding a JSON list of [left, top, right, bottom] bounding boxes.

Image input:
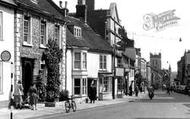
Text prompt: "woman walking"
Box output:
[[29, 83, 38, 110], [14, 80, 24, 109]]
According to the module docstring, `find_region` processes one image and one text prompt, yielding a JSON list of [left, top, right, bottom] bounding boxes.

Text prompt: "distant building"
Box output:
[[150, 53, 161, 70], [150, 53, 162, 88], [177, 50, 190, 86]]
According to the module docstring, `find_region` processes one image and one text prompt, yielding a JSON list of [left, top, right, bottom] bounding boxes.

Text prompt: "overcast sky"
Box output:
[[53, 0, 190, 72]]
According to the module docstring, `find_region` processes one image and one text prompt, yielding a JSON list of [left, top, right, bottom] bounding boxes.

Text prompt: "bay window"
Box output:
[[74, 52, 87, 70], [74, 78, 87, 95]]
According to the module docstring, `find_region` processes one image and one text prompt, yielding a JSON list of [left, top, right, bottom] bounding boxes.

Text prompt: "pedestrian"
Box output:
[[14, 80, 24, 109], [166, 86, 170, 95], [135, 85, 139, 97], [89, 80, 97, 103], [28, 83, 38, 110]]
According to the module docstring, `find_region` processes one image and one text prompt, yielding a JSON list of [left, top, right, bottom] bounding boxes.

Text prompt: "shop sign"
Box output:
[[116, 67, 124, 76]]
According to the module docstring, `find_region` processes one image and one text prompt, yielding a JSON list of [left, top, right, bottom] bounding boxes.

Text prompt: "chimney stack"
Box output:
[[86, 0, 94, 11], [60, 1, 69, 17], [76, 0, 87, 23]]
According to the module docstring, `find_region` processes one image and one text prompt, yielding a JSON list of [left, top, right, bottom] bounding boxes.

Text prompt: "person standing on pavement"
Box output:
[[89, 80, 97, 103], [135, 85, 139, 97], [29, 83, 38, 110], [14, 80, 24, 109]]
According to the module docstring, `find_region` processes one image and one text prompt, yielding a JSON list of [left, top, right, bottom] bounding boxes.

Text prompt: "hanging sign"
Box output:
[[1, 50, 11, 61]]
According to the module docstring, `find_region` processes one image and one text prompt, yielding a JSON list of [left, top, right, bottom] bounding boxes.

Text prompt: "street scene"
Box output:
[[0, 0, 190, 119]]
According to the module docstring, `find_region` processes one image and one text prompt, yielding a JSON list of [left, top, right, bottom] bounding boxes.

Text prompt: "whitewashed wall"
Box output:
[[0, 6, 15, 101], [87, 52, 112, 78], [66, 50, 72, 96]]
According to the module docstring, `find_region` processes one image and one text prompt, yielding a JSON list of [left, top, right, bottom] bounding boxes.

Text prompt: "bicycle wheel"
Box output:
[[71, 101, 77, 112], [65, 101, 70, 113]]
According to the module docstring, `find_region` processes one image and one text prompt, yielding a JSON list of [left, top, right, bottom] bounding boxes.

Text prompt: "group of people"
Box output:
[[13, 80, 38, 110]]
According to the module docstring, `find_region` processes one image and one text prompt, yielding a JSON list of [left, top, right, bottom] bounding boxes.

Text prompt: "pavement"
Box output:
[[0, 92, 147, 119]]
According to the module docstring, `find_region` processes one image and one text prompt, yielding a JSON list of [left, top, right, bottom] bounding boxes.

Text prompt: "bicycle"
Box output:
[[65, 95, 77, 113]]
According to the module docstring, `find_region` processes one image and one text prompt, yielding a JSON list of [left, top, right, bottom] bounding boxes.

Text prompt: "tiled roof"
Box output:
[[1, 0, 17, 6], [87, 10, 108, 38], [15, 0, 64, 20], [66, 16, 113, 54]]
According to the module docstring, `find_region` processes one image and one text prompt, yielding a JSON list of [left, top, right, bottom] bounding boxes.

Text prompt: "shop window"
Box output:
[[103, 77, 108, 92]]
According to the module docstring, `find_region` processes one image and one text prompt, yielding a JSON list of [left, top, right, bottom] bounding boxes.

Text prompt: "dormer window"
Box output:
[[31, 0, 38, 4], [74, 26, 82, 37]]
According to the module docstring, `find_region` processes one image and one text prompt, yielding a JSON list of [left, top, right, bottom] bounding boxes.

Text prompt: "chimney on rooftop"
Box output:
[[86, 0, 94, 11], [60, 1, 69, 17], [76, 0, 87, 23]]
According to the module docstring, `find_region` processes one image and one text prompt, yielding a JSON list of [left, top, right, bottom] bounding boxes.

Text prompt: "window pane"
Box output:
[[41, 22, 46, 45], [82, 78, 86, 94], [74, 78, 81, 95], [83, 53, 87, 69], [74, 52, 81, 69], [100, 55, 103, 69], [24, 16, 30, 44], [55, 26, 59, 44], [104, 56, 107, 69]]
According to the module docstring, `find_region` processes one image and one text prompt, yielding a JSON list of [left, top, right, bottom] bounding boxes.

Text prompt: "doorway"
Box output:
[[21, 58, 34, 97]]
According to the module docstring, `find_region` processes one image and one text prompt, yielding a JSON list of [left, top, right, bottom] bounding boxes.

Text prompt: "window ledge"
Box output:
[[23, 42, 33, 47], [40, 44, 47, 49]]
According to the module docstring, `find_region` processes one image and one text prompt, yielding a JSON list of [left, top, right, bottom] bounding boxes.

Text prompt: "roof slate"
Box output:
[[1, 0, 16, 6], [66, 16, 113, 54], [15, 0, 64, 20]]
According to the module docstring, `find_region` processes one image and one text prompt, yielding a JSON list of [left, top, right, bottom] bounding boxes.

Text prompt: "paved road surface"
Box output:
[[29, 91, 190, 119]]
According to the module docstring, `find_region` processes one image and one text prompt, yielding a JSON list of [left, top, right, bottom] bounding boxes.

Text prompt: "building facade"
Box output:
[[14, 0, 66, 98], [0, 0, 16, 102], [150, 53, 162, 89], [64, 0, 113, 101]]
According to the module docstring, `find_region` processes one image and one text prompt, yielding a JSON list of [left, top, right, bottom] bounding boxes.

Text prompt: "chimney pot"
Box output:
[[59, 1, 62, 8], [65, 1, 67, 9]]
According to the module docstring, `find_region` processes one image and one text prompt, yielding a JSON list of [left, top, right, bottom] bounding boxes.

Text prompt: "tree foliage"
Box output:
[[43, 39, 63, 102]]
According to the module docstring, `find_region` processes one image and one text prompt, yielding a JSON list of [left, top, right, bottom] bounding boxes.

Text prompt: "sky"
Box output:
[[53, 0, 190, 72]]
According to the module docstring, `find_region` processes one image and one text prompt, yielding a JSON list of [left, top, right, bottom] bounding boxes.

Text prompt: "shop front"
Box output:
[[98, 72, 113, 100]]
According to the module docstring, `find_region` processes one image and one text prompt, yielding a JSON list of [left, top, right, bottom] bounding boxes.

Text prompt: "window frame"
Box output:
[[23, 15, 32, 46], [74, 52, 81, 69], [54, 25, 60, 45], [74, 51, 87, 70], [99, 54, 107, 70], [74, 26, 82, 37], [73, 78, 87, 96], [40, 20, 47, 48]]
